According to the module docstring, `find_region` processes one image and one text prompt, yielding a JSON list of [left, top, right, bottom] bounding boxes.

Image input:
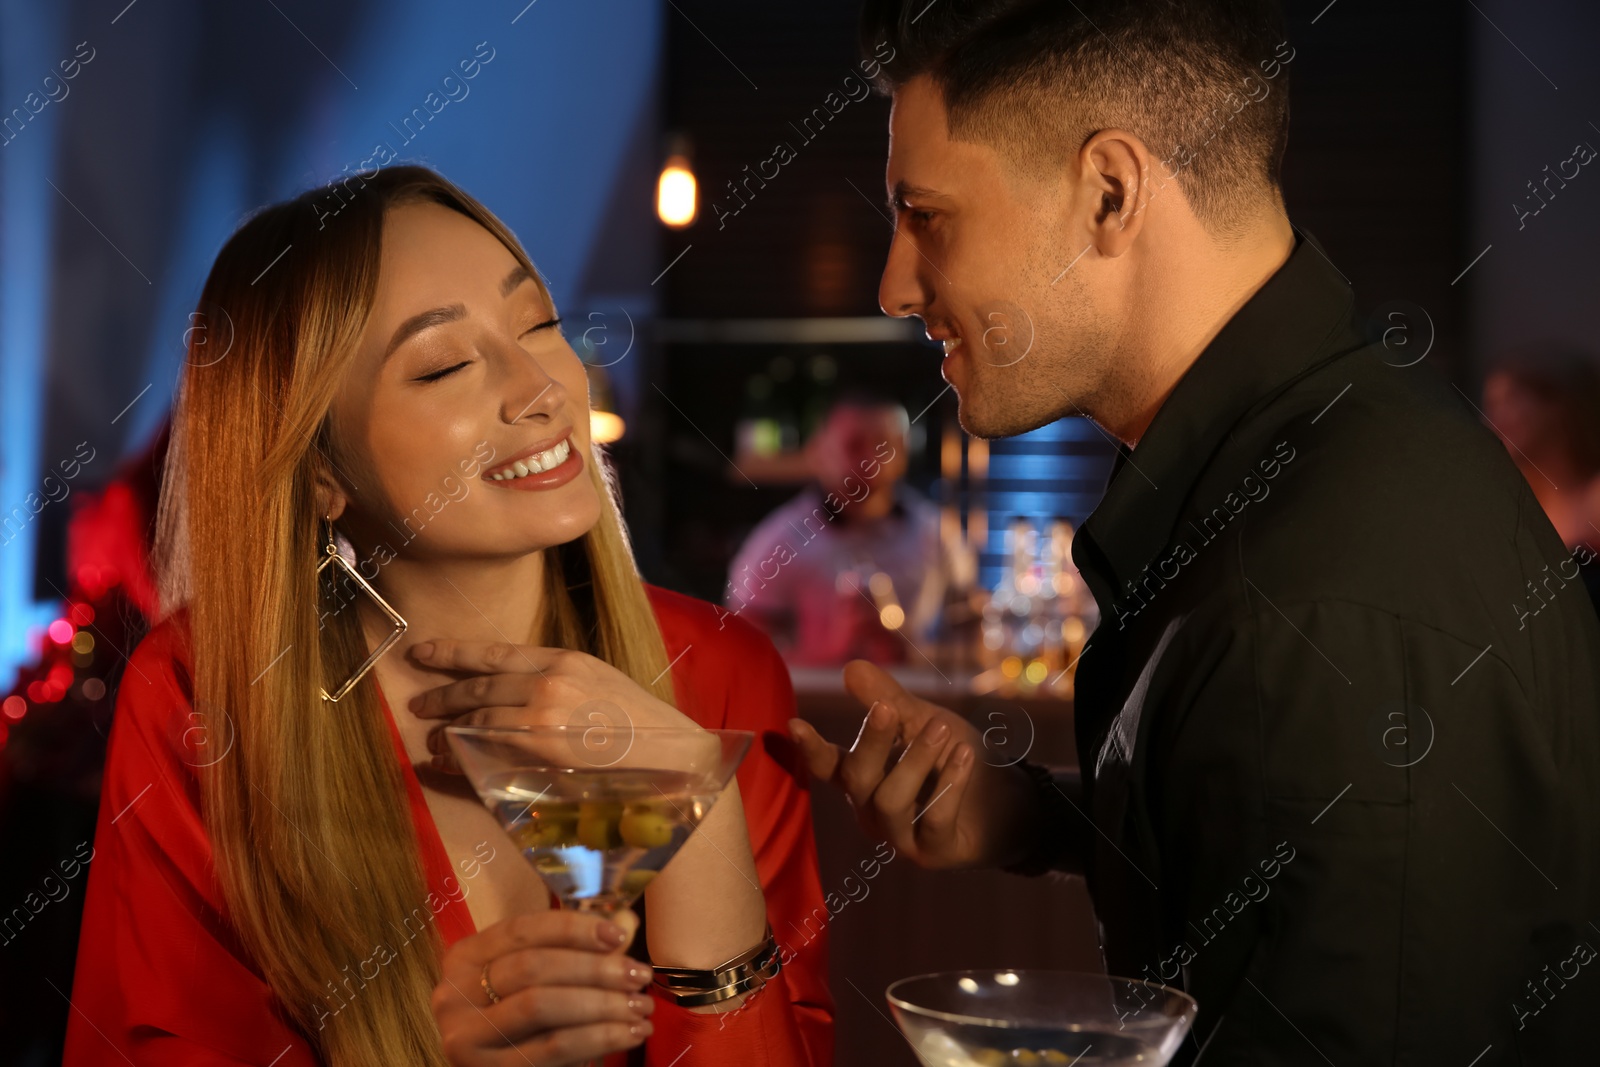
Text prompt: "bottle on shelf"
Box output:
[[975, 516, 1099, 698]]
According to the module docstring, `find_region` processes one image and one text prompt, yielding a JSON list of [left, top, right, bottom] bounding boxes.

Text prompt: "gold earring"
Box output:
[[318, 515, 407, 702]]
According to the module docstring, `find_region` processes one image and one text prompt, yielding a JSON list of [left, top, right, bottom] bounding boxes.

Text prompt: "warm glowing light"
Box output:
[[1000, 656, 1023, 679], [72, 631, 95, 654], [1024, 659, 1048, 685], [878, 604, 905, 630], [941, 425, 961, 478], [590, 409, 626, 444], [82, 677, 107, 701], [48, 619, 74, 644], [968, 435, 989, 479], [2, 696, 25, 720], [656, 156, 697, 227], [994, 971, 1020, 986]]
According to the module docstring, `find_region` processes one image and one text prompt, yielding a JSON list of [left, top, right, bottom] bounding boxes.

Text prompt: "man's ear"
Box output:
[[1080, 128, 1151, 256]]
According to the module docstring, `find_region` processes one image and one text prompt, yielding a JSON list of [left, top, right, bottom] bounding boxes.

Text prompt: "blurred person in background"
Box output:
[[1481, 344, 1600, 617], [724, 392, 955, 666]]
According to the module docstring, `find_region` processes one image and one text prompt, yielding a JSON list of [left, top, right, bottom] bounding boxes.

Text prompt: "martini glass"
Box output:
[[886, 970, 1198, 1066], [444, 725, 753, 917]]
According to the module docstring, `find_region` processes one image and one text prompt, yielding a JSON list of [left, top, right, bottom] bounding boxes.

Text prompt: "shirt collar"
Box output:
[[1073, 226, 1357, 609]]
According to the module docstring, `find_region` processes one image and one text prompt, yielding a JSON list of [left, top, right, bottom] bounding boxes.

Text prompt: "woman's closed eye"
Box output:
[[415, 360, 471, 383], [411, 317, 564, 382]]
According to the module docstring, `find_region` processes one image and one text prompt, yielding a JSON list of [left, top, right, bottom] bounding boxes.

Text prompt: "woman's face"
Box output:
[[323, 200, 600, 563]]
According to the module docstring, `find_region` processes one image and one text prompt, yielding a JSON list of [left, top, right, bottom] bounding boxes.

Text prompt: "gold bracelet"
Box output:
[[651, 925, 782, 1006]]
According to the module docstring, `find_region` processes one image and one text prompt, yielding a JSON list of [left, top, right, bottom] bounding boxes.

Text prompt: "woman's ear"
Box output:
[[312, 459, 349, 523]]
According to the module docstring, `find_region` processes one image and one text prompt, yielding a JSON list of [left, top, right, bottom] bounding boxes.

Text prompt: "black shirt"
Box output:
[[1019, 228, 1598, 1064]]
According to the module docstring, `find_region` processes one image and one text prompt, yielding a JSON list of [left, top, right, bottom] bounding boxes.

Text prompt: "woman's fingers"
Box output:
[[483, 985, 652, 1045], [434, 912, 651, 1066], [483, 947, 652, 1003], [451, 911, 631, 971], [412, 639, 564, 676], [411, 673, 538, 720], [424, 709, 548, 759], [483, 1019, 652, 1067]]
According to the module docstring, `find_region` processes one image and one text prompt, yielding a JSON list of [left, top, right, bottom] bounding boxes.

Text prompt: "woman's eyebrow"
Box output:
[[384, 266, 541, 361], [500, 264, 534, 297]]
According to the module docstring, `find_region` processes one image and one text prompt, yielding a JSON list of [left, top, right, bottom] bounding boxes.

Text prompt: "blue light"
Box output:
[[0, 1, 68, 691]]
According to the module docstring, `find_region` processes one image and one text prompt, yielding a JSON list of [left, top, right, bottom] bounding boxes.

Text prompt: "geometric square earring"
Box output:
[[317, 515, 407, 702]]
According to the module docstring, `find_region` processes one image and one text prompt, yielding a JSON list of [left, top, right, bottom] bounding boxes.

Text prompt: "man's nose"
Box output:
[[878, 226, 928, 320]]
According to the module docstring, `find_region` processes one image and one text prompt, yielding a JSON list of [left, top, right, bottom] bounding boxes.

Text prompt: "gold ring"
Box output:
[[480, 961, 502, 1005]]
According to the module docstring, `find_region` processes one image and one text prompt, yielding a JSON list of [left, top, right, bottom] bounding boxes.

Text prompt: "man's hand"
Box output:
[[787, 660, 1041, 870]]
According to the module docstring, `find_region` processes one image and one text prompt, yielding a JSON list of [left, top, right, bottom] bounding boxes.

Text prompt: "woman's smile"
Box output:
[[482, 432, 583, 491]]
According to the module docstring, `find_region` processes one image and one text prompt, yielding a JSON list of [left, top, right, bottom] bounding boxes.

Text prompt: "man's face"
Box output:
[[878, 75, 1118, 439], [808, 405, 909, 494]]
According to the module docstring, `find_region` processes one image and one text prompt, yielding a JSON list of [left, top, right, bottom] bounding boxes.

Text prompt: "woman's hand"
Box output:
[[411, 637, 769, 991], [405, 639, 697, 769], [432, 909, 653, 1066]]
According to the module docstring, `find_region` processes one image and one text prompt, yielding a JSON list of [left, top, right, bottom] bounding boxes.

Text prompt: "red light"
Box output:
[[69, 603, 95, 627], [1, 696, 25, 720], [48, 619, 75, 644], [25, 681, 46, 703], [48, 663, 73, 688], [77, 566, 112, 598]]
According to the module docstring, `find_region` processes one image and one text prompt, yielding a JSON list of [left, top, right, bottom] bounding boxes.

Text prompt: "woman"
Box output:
[[62, 166, 834, 1066]]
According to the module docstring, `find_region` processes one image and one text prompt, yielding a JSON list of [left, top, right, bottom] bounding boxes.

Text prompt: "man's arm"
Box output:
[[1154, 598, 1590, 1063]]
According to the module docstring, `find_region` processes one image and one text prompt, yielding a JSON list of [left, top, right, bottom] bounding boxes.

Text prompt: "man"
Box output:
[[725, 392, 956, 664], [788, 1, 1599, 1063]]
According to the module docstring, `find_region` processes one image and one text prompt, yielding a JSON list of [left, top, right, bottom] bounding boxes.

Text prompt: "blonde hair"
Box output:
[[150, 165, 674, 1065]]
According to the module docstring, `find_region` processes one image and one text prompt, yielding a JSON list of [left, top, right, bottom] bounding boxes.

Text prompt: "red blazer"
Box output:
[[62, 585, 834, 1066]]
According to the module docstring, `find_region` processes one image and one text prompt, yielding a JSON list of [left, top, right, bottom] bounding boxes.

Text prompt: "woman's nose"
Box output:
[[503, 352, 565, 424]]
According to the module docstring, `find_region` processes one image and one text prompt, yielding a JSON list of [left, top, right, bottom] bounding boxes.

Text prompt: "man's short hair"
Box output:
[[860, 0, 1293, 238]]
